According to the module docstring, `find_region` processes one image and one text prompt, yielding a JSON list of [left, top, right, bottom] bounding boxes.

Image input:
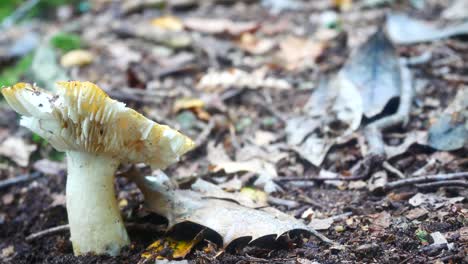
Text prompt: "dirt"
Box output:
[[0, 0, 467, 263]]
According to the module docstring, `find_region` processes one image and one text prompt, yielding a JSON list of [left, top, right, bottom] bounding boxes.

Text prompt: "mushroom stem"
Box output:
[[66, 151, 129, 256]]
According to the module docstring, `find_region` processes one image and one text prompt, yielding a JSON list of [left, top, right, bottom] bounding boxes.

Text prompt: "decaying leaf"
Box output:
[[197, 68, 291, 92], [309, 218, 334, 231], [442, 0, 468, 20], [237, 33, 276, 55], [140, 232, 203, 262], [428, 87, 467, 151], [286, 74, 362, 166], [277, 36, 324, 70], [152, 16, 184, 31], [184, 18, 259, 36], [342, 29, 401, 118], [32, 159, 66, 175], [384, 131, 428, 158], [130, 173, 327, 247], [60, 49, 94, 68], [0, 137, 37, 167], [368, 211, 391, 233], [409, 193, 465, 208], [386, 13, 468, 44]]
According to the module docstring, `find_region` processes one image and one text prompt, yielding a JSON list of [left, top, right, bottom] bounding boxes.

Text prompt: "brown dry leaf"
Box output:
[[0, 137, 37, 167], [151, 16, 184, 31], [184, 18, 259, 36], [368, 211, 391, 232], [140, 232, 203, 262], [237, 33, 276, 55], [405, 208, 429, 220], [1, 245, 14, 258], [131, 173, 324, 247], [60, 49, 94, 68], [197, 68, 291, 92], [277, 36, 324, 70], [173, 98, 204, 113]]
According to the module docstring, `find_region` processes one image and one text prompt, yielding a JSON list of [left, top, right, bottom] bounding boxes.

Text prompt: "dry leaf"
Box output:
[[405, 208, 428, 220], [140, 232, 203, 262], [60, 49, 94, 68], [342, 29, 401, 118], [184, 18, 259, 36], [428, 87, 467, 151], [131, 173, 320, 247], [286, 74, 362, 166], [151, 16, 184, 31], [197, 68, 291, 92], [309, 218, 334, 231], [384, 131, 428, 158], [33, 159, 66, 175], [277, 36, 324, 70], [368, 211, 391, 232], [237, 33, 276, 55], [173, 98, 205, 113], [442, 0, 468, 20], [386, 13, 468, 44], [0, 137, 37, 167]]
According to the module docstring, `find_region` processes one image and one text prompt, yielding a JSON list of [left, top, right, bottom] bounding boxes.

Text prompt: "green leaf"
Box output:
[[50, 32, 82, 52], [415, 229, 428, 243]]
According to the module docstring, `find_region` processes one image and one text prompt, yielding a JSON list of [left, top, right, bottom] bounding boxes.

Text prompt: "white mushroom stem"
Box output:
[[66, 151, 129, 256]]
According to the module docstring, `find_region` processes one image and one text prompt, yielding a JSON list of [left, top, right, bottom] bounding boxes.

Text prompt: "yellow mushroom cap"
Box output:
[[1, 81, 195, 168]]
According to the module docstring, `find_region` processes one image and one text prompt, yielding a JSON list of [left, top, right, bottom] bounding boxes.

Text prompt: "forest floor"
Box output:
[[0, 0, 467, 263]]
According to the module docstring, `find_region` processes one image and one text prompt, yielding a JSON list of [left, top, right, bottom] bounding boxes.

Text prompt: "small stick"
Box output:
[[416, 180, 468, 189], [0, 172, 42, 190], [382, 161, 405, 179], [268, 196, 300, 209], [194, 118, 216, 147], [384, 171, 468, 191], [25, 224, 69, 242]]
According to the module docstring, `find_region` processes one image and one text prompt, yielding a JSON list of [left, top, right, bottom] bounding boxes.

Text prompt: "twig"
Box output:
[[268, 196, 300, 209], [0, 172, 42, 190], [384, 171, 468, 191], [415, 180, 468, 189], [382, 161, 405, 179], [25, 224, 69, 242], [26, 222, 166, 242], [194, 118, 216, 147]]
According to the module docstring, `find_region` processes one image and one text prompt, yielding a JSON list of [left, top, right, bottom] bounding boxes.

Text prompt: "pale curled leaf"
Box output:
[[286, 73, 362, 166], [428, 87, 467, 151], [386, 13, 468, 44], [0, 137, 37, 167], [132, 174, 324, 247], [342, 29, 400, 118]]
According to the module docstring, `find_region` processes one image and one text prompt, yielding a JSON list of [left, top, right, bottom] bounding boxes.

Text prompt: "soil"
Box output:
[[0, 0, 467, 263]]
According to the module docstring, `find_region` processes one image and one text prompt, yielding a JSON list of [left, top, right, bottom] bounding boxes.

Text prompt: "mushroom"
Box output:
[[1, 82, 194, 256]]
